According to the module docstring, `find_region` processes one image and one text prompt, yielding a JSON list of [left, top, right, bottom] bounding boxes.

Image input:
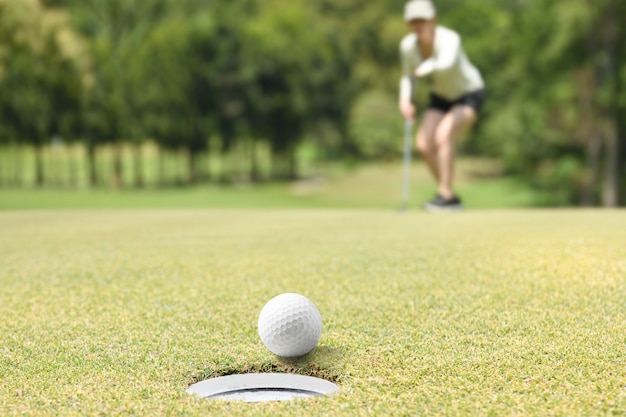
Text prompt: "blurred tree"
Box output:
[[349, 90, 400, 159], [135, 12, 217, 185], [240, 0, 369, 177], [239, 0, 312, 179], [591, 0, 622, 206], [313, 0, 395, 157], [69, 0, 169, 188], [0, 0, 623, 204], [0, 0, 86, 187], [473, 0, 625, 205]]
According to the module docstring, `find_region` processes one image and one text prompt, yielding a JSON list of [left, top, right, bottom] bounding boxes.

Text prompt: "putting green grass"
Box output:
[[1, 209, 625, 416]]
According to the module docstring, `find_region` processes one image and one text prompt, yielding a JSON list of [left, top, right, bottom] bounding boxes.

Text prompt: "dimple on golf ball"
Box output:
[[258, 293, 323, 358]]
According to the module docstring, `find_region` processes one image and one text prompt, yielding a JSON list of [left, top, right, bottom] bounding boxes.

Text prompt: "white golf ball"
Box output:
[[258, 293, 323, 357]]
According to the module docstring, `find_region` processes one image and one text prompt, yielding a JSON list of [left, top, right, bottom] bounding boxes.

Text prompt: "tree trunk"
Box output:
[[250, 139, 259, 183], [68, 143, 78, 189], [134, 144, 144, 188], [583, 131, 602, 206], [288, 145, 297, 181], [112, 143, 123, 189], [50, 142, 60, 188], [34, 143, 44, 187], [220, 147, 231, 184], [188, 148, 197, 185], [603, 127, 619, 206], [158, 147, 166, 187], [14, 143, 24, 187], [619, 113, 626, 207], [205, 145, 212, 183], [87, 142, 97, 187], [615, 70, 626, 204], [0, 147, 4, 187], [270, 148, 281, 181], [0, 145, 6, 187], [612, 0, 624, 206], [598, 0, 620, 206]]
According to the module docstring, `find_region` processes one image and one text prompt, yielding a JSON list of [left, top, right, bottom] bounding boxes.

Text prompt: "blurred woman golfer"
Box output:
[[399, 0, 485, 211]]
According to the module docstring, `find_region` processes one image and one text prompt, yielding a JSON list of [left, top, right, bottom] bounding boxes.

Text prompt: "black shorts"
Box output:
[[428, 89, 486, 114]]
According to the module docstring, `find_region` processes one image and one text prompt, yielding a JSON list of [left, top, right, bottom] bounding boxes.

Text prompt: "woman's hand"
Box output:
[[415, 59, 435, 78], [399, 99, 415, 121]]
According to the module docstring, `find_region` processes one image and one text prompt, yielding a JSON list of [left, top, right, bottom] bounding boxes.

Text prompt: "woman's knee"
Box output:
[[435, 106, 476, 147], [416, 134, 435, 156], [434, 128, 453, 149]]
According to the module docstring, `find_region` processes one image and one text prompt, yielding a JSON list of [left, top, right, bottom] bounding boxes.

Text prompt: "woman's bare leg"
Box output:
[[434, 105, 477, 199], [416, 109, 446, 182]]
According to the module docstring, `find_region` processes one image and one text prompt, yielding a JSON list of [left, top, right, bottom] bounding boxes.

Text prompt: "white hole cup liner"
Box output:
[[187, 373, 340, 402]]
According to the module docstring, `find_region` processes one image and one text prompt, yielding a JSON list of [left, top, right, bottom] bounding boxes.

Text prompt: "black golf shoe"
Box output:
[[423, 194, 464, 212]]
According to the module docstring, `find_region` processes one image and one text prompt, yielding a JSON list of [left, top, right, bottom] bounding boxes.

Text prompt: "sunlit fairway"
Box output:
[[0, 159, 543, 210], [1, 208, 624, 416]]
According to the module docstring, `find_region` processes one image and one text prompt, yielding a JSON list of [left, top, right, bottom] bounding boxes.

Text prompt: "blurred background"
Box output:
[[0, 0, 624, 209]]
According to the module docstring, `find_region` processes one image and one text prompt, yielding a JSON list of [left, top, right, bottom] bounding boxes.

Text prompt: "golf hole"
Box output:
[[187, 373, 340, 402]]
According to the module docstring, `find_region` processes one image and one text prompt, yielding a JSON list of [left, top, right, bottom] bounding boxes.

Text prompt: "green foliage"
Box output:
[[0, 1, 84, 143], [0, 0, 624, 204], [349, 90, 401, 159]]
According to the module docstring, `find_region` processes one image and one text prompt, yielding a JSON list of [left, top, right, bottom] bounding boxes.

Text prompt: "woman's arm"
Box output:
[[415, 30, 460, 77]]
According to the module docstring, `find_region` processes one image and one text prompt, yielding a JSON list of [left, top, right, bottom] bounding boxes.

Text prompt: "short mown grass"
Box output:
[[1, 209, 625, 416], [0, 159, 543, 210]]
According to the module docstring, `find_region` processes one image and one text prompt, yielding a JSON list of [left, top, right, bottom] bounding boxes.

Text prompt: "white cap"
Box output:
[[404, 0, 436, 21]]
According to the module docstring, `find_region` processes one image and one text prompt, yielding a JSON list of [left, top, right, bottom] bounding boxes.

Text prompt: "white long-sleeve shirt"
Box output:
[[399, 26, 484, 101]]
